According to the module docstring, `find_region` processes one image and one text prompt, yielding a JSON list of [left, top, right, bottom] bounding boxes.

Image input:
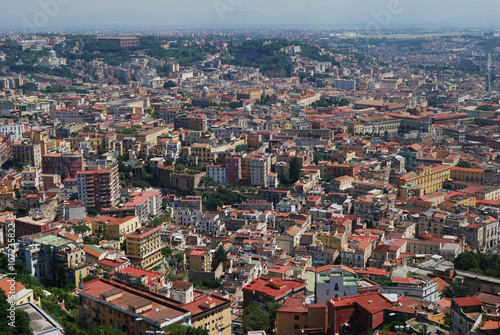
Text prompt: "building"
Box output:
[[381, 276, 439, 302], [188, 247, 213, 272], [276, 297, 327, 335], [13, 140, 42, 169], [15, 216, 53, 239], [115, 266, 165, 292], [315, 265, 359, 304], [20, 234, 89, 286], [76, 165, 119, 210], [251, 155, 271, 188], [94, 36, 140, 47], [225, 155, 242, 185], [42, 152, 84, 179], [17, 302, 64, 335], [398, 165, 451, 196], [450, 297, 485, 335], [125, 226, 163, 271], [0, 276, 37, 306], [206, 165, 227, 184], [98, 216, 140, 243], [450, 167, 485, 184], [169, 280, 194, 304], [78, 278, 191, 334], [242, 277, 307, 308], [327, 293, 396, 335], [0, 123, 24, 142]]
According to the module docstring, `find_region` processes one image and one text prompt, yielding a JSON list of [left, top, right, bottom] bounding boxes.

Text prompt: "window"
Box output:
[[294, 315, 300, 320], [335, 283, 339, 291], [294, 325, 299, 329]]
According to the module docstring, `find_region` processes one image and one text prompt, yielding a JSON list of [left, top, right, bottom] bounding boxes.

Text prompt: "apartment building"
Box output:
[[97, 216, 140, 243], [20, 234, 89, 286], [206, 165, 227, 184], [450, 297, 485, 335], [398, 165, 451, 196], [125, 226, 163, 271], [340, 240, 373, 269], [188, 247, 213, 272], [381, 276, 439, 302], [13, 140, 42, 169], [42, 152, 84, 178], [78, 278, 191, 335], [450, 167, 485, 184], [0, 123, 24, 142], [276, 297, 327, 335], [76, 165, 119, 210], [251, 155, 271, 188]]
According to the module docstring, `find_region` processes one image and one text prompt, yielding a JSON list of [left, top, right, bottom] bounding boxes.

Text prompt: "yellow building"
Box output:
[[245, 134, 261, 150], [241, 154, 253, 179], [315, 230, 347, 251], [99, 215, 140, 243], [276, 297, 327, 335], [78, 278, 192, 335], [191, 143, 216, 166], [125, 226, 163, 271], [0, 277, 39, 306], [188, 247, 212, 272], [398, 165, 450, 196], [184, 293, 232, 335], [450, 167, 485, 184]]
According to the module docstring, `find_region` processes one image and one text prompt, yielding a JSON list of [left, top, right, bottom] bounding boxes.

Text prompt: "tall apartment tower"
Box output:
[[76, 165, 119, 210]]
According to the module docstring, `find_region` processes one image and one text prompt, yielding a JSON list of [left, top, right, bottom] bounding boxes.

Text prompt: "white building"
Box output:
[[173, 208, 203, 226], [0, 123, 24, 142], [267, 172, 278, 189], [381, 276, 439, 302], [37, 50, 66, 69], [251, 155, 271, 188], [206, 165, 227, 184], [196, 212, 225, 237]]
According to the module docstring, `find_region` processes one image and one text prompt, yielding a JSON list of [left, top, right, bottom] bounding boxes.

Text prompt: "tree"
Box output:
[[264, 302, 282, 333], [163, 324, 209, 335], [134, 180, 151, 188], [72, 225, 91, 235], [456, 160, 472, 168], [88, 326, 126, 335], [0, 289, 32, 335], [161, 245, 173, 258], [289, 157, 302, 183], [443, 281, 468, 298], [88, 208, 99, 216], [313, 151, 325, 164], [242, 304, 271, 333], [214, 245, 228, 266], [338, 98, 350, 107], [235, 144, 249, 153], [417, 323, 430, 335], [164, 80, 177, 89]]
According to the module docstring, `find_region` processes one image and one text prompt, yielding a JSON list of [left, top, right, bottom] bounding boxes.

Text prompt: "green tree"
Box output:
[[235, 144, 249, 153], [214, 245, 228, 267], [242, 304, 271, 333], [338, 98, 350, 106], [264, 302, 282, 334], [72, 225, 91, 235], [88, 326, 126, 335], [134, 180, 151, 188], [88, 208, 99, 216], [163, 324, 209, 335], [289, 157, 302, 183], [161, 245, 173, 258], [164, 80, 177, 88], [456, 160, 472, 168], [313, 151, 325, 164], [443, 281, 468, 298], [0, 289, 33, 335]]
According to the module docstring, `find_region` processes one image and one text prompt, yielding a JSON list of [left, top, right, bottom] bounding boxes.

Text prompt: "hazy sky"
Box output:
[[2, 0, 500, 31]]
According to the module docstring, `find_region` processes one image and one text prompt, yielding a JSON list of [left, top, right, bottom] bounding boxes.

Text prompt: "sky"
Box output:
[[1, 0, 500, 32]]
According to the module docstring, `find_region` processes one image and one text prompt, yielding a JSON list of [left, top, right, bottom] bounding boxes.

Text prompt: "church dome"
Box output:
[[419, 232, 432, 241]]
